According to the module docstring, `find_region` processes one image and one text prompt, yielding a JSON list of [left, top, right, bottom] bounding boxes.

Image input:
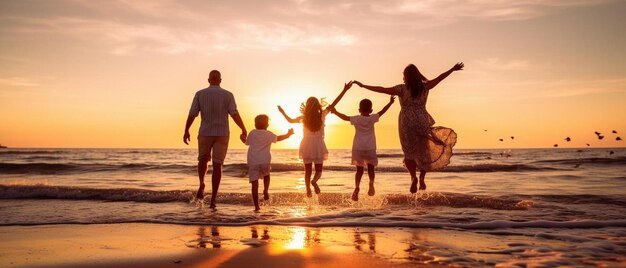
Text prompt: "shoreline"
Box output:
[[1, 223, 625, 267]]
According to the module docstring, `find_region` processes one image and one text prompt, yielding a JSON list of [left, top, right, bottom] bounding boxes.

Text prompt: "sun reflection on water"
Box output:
[[284, 227, 307, 250], [296, 177, 305, 190]]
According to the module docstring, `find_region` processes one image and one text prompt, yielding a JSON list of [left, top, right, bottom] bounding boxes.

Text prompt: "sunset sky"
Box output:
[[1, 0, 625, 149]]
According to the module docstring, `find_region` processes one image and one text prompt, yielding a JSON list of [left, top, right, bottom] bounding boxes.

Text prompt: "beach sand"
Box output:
[[2, 223, 624, 267]]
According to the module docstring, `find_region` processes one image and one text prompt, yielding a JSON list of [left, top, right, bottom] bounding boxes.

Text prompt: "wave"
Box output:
[[454, 152, 494, 156], [0, 162, 558, 175], [376, 153, 404, 158], [0, 185, 532, 210], [513, 194, 626, 207], [0, 150, 66, 155], [242, 218, 626, 229], [0, 184, 192, 203], [378, 152, 493, 158], [0, 163, 197, 174], [533, 156, 626, 166], [6, 217, 625, 230]]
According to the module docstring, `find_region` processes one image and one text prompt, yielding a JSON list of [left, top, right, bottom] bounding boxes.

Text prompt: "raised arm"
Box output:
[[353, 81, 397, 95], [377, 96, 396, 117], [277, 128, 295, 142], [277, 106, 301, 124], [327, 81, 352, 109], [328, 106, 350, 121], [230, 113, 248, 143], [425, 62, 464, 90]]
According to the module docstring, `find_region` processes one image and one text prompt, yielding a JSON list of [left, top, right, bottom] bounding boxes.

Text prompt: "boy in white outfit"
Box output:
[[329, 96, 395, 201], [245, 114, 294, 211]]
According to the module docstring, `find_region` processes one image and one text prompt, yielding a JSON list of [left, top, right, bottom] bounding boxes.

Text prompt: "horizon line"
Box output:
[[2, 146, 625, 150]]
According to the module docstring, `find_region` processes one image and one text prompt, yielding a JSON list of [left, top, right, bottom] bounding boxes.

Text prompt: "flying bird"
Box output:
[[612, 130, 618, 134], [499, 138, 504, 142], [553, 144, 558, 147], [617, 137, 622, 141], [511, 136, 515, 140], [595, 131, 601, 136], [598, 135, 605, 140], [484, 129, 488, 132], [565, 137, 571, 142], [586, 143, 590, 146]]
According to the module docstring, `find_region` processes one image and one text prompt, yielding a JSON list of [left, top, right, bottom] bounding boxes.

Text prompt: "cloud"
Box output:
[[0, 0, 616, 55], [0, 77, 39, 87], [212, 23, 355, 52], [538, 78, 626, 98], [472, 58, 535, 71], [367, 0, 614, 21], [0, 15, 356, 55]]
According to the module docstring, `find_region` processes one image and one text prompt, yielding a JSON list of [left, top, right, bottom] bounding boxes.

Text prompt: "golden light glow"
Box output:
[[0, 1, 624, 149], [284, 227, 307, 250]]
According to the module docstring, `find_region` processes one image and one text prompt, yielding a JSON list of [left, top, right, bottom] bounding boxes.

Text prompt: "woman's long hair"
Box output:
[[300, 97, 326, 132], [404, 64, 427, 98]]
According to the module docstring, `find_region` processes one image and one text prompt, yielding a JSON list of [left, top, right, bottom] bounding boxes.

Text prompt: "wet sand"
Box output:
[[1, 223, 624, 267]]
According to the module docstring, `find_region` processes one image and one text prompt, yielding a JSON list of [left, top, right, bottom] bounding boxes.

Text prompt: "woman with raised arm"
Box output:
[[353, 63, 463, 192]]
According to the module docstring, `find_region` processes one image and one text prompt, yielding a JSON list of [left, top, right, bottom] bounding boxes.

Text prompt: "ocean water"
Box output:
[[1, 148, 625, 266]]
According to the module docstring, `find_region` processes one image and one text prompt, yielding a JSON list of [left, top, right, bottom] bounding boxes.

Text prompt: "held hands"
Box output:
[[327, 105, 337, 113], [451, 62, 464, 71], [343, 81, 353, 91], [240, 132, 247, 144], [183, 131, 191, 145]]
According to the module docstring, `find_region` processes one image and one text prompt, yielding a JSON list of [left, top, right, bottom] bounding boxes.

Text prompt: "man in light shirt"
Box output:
[[184, 70, 247, 208]]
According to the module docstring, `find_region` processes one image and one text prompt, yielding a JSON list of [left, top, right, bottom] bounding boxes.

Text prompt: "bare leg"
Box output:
[[251, 180, 260, 211], [197, 160, 209, 199], [304, 164, 313, 197], [419, 171, 427, 190], [405, 159, 418, 193], [312, 163, 323, 194], [209, 162, 222, 208], [353, 166, 364, 201], [367, 164, 375, 196], [263, 175, 270, 201]]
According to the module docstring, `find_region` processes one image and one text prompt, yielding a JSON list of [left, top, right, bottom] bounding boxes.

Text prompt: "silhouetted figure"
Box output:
[[565, 137, 571, 142], [353, 62, 462, 192], [329, 94, 395, 201], [183, 70, 247, 208], [277, 83, 352, 197], [245, 115, 294, 211]]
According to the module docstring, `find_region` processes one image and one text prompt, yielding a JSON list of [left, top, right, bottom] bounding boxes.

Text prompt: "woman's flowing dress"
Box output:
[[395, 84, 457, 171]]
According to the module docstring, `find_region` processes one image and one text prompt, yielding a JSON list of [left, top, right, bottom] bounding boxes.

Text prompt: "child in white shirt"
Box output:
[[245, 114, 294, 211], [329, 96, 395, 201]]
